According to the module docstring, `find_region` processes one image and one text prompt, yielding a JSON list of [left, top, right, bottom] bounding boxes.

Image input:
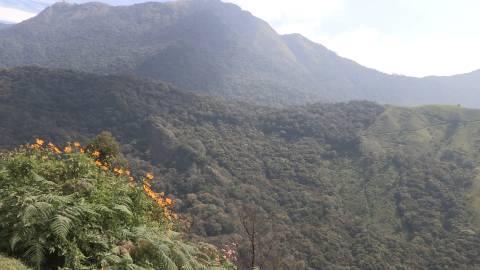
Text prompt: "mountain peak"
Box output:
[[1, 0, 479, 107], [34, 1, 111, 21]]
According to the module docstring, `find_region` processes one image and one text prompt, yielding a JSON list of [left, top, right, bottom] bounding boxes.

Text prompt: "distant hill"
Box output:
[[1, 67, 480, 269], [282, 34, 480, 106], [0, 0, 478, 106]]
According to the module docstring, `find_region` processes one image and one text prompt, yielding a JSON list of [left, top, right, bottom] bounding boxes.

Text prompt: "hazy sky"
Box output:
[[2, 0, 479, 77], [226, 0, 480, 77]]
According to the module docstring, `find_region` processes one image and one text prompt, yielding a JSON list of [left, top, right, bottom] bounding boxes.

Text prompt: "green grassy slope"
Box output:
[[363, 105, 480, 238], [363, 105, 480, 157]]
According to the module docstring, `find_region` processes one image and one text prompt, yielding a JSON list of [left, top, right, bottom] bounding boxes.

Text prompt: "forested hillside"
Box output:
[[1, 67, 480, 269], [0, 0, 479, 106]]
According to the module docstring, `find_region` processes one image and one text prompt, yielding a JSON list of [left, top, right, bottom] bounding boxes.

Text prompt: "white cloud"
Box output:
[[226, 0, 480, 77], [314, 27, 480, 77], [0, 6, 36, 23], [225, 0, 345, 27]]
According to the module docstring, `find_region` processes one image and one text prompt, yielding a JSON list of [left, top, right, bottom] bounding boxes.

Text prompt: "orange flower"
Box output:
[[100, 165, 108, 171], [165, 198, 173, 206], [125, 170, 131, 176], [146, 172, 154, 181], [92, 150, 101, 158], [35, 138, 45, 146], [113, 168, 124, 175], [30, 144, 40, 150], [156, 198, 164, 206], [79, 148, 85, 153], [73, 142, 81, 147], [64, 146, 72, 154], [143, 184, 158, 200], [53, 147, 62, 154], [95, 160, 103, 166]]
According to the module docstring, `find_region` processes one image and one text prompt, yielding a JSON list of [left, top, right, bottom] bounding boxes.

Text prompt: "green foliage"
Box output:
[[2, 67, 480, 269], [87, 130, 128, 167], [0, 145, 235, 270], [87, 131, 121, 158]]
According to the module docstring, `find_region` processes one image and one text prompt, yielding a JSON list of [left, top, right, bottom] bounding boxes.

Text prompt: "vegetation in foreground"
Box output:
[[0, 254, 31, 270], [0, 136, 235, 270]]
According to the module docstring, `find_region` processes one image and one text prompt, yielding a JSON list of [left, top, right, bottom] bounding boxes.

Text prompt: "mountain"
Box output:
[[0, 0, 318, 105], [0, 0, 170, 13], [0, 0, 478, 107], [1, 66, 480, 269], [282, 33, 480, 106]]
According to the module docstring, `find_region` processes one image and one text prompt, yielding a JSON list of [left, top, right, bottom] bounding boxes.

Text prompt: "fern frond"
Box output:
[[116, 195, 133, 207], [92, 204, 114, 215], [23, 239, 45, 270], [22, 201, 53, 225], [32, 172, 55, 186], [155, 251, 177, 270], [113, 204, 133, 216], [170, 247, 188, 269], [10, 233, 21, 251], [43, 194, 74, 204], [50, 215, 73, 239]]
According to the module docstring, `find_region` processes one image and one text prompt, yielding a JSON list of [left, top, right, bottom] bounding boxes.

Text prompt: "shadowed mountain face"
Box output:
[[2, 67, 480, 269], [0, 0, 478, 106]]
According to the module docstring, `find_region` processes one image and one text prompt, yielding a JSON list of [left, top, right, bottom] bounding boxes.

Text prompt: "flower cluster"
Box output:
[[30, 138, 175, 221], [31, 138, 84, 155], [143, 173, 174, 220], [221, 242, 238, 262]]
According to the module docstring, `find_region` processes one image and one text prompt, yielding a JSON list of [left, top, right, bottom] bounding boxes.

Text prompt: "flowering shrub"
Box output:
[[0, 139, 235, 270], [221, 242, 238, 262]]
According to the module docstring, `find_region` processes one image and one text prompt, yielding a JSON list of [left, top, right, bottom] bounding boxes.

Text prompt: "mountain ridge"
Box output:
[[0, 0, 479, 106]]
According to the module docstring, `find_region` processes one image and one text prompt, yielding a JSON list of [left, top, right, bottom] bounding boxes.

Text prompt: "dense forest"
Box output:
[[1, 67, 480, 269], [0, 1, 479, 107]]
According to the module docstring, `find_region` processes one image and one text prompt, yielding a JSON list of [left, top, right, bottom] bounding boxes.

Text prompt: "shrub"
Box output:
[[0, 139, 235, 270]]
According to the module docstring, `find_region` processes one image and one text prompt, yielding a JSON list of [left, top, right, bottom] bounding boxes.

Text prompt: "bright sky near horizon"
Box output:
[[226, 0, 480, 77], [1, 0, 479, 77]]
